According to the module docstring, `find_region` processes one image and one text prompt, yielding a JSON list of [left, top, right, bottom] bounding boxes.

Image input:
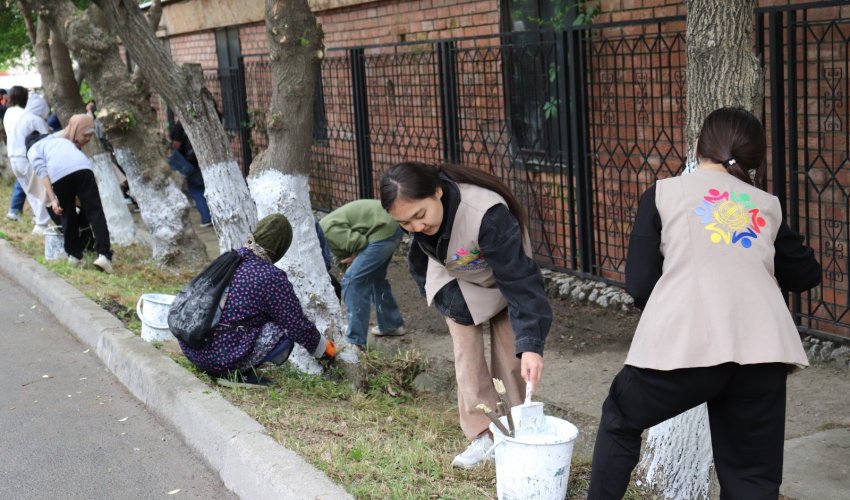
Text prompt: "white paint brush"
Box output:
[[515, 377, 545, 435]]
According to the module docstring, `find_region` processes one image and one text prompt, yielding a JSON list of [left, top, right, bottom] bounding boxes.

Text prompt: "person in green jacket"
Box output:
[[319, 199, 405, 349]]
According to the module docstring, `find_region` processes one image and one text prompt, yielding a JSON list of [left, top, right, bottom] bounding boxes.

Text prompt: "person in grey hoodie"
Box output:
[[7, 91, 51, 234]]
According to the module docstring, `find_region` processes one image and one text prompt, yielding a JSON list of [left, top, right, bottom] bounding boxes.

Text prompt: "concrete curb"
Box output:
[[0, 240, 351, 500]]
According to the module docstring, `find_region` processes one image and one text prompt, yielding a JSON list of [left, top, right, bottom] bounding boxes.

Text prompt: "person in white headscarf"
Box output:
[[5, 90, 52, 234]]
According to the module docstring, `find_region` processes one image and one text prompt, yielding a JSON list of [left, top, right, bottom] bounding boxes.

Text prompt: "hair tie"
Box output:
[[724, 157, 737, 167]]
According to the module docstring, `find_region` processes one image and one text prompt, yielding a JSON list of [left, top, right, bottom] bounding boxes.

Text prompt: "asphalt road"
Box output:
[[0, 273, 237, 500]]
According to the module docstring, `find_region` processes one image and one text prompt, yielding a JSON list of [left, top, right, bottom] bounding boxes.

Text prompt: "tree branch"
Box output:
[[17, 0, 37, 46], [146, 0, 162, 31]]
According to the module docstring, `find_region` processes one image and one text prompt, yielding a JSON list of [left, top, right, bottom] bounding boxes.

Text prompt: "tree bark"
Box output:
[[92, 0, 257, 252], [638, 2, 762, 498], [250, 0, 356, 374], [34, 0, 207, 267], [682, 0, 762, 172]]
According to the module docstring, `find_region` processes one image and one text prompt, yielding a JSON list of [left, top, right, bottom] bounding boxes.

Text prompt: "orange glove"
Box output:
[[324, 339, 337, 358]]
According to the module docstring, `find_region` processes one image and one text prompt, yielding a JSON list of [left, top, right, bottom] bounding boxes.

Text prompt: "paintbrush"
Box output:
[[476, 403, 510, 437], [516, 376, 545, 435], [492, 378, 515, 437]]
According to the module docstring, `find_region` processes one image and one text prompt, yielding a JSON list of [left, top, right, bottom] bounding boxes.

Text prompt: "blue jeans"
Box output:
[[8, 180, 25, 214], [187, 176, 211, 224], [342, 228, 404, 346], [168, 150, 210, 224]]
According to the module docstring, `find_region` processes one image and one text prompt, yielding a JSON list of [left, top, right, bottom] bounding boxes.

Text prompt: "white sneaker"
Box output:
[[371, 325, 406, 337], [67, 255, 83, 267], [5, 211, 20, 222], [93, 254, 113, 274], [32, 224, 48, 236], [451, 434, 494, 469]]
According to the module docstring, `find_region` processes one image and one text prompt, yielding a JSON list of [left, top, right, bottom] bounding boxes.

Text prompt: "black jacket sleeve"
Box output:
[[625, 185, 663, 311], [774, 221, 822, 292], [407, 241, 429, 298], [479, 204, 552, 356]]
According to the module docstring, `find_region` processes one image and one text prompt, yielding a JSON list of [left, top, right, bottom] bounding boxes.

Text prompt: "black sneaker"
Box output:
[[216, 370, 272, 389]]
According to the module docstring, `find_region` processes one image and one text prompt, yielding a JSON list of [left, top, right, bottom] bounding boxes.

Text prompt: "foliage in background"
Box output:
[[0, 1, 33, 70]]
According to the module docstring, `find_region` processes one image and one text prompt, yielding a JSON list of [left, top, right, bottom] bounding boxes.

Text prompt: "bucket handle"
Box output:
[[484, 439, 505, 460], [136, 295, 170, 330]]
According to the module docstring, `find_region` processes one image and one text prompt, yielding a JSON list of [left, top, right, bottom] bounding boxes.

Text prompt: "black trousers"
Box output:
[[52, 170, 112, 260], [589, 362, 788, 500]]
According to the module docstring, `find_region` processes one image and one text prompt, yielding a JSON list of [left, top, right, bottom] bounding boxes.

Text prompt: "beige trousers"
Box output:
[[446, 310, 524, 440]]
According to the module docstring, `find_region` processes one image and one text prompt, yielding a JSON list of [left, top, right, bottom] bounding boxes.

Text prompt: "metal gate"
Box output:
[[758, 1, 850, 340]]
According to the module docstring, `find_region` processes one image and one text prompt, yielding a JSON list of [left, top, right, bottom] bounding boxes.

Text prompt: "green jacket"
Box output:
[[319, 199, 399, 259]]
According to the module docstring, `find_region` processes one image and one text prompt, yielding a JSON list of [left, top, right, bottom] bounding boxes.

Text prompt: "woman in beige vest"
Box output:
[[380, 161, 552, 469], [589, 108, 821, 499]]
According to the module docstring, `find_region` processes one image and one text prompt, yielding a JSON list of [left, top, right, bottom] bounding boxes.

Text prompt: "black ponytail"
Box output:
[[696, 107, 766, 187]]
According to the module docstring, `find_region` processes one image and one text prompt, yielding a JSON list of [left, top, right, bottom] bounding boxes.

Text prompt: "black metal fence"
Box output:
[[757, 1, 850, 340], [203, 3, 847, 339]]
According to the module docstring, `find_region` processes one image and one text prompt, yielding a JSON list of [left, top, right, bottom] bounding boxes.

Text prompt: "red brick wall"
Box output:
[[168, 31, 218, 68], [239, 23, 267, 54], [317, 0, 499, 49]]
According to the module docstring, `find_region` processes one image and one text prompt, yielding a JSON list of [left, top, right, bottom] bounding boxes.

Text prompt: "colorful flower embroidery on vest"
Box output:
[[448, 245, 488, 271], [694, 188, 767, 248]]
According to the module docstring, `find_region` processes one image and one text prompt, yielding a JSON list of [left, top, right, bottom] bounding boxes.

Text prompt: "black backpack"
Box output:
[[168, 250, 241, 349]]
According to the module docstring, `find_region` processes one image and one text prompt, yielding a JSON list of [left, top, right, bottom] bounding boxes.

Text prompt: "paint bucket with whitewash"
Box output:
[[44, 226, 66, 261], [488, 415, 579, 500], [136, 293, 175, 342]]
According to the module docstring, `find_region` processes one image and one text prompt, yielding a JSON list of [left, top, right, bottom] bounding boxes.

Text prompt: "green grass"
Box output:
[[0, 178, 655, 499]]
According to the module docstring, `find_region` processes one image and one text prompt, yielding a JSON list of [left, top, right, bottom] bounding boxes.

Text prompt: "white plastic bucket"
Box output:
[[136, 293, 176, 342], [489, 415, 579, 500], [44, 227, 66, 261]]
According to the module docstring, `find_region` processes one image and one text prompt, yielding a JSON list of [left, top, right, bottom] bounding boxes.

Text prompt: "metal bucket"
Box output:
[[44, 226, 66, 261], [136, 293, 176, 342], [489, 415, 579, 500]]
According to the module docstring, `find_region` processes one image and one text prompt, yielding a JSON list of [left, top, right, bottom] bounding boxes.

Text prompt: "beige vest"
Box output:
[[424, 183, 531, 325], [625, 170, 808, 370]]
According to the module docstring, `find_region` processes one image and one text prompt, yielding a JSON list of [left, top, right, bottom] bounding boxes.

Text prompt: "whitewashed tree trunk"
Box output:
[[89, 151, 138, 245], [248, 0, 356, 379], [638, 405, 713, 499], [34, 0, 208, 267], [0, 142, 11, 179], [639, 1, 762, 498], [249, 171, 354, 374], [93, 0, 258, 251], [113, 147, 203, 262]]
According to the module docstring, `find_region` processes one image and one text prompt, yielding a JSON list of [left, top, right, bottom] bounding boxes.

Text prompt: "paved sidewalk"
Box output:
[[0, 239, 350, 500], [0, 272, 236, 499]]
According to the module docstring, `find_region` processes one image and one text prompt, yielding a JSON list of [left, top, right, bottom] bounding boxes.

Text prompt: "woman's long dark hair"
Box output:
[[380, 161, 528, 234], [696, 107, 767, 187]]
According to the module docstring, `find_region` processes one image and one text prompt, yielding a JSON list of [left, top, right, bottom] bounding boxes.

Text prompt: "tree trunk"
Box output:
[[638, 2, 762, 498], [31, 19, 83, 124], [93, 0, 257, 252], [34, 0, 207, 267], [681, 0, 762, 173], [25, 2, 138, 246], [251, 0, 356, 374]]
